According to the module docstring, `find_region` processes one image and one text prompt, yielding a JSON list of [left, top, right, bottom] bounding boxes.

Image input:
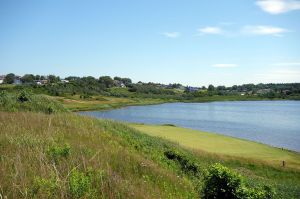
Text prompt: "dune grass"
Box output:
[[131, 124, 300, 170]]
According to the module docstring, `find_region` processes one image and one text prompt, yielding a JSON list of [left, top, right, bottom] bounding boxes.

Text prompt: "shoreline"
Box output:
[[65, 95, 299, 112]]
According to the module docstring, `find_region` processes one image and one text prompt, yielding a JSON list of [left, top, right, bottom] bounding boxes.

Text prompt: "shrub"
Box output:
[[31, 176, 58, 197], [69, 169, 92, 198], [47, 143, 71, 163], [164, 150, 199, 175], [202, 163, 275, 199], [17, 90, 31, 102], [203, 163, 243, 199]]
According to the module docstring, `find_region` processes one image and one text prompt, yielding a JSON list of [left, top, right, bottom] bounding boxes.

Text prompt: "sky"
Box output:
[[0, 0, 300, 86]]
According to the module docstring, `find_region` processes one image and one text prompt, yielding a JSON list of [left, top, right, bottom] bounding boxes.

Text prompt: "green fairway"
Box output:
[[131, 124, 300, 170]]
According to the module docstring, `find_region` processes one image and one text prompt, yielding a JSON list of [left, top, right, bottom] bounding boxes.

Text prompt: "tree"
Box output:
[[208, 84, 215, 91], [99, 76, 114, 88], [121, 78, 132, 86], [113, 76, 122, 81], [4, 73, 15, 84], [35, 75, 41, 80], [21, 74, 35, 84], [48, 75, 60, 83]]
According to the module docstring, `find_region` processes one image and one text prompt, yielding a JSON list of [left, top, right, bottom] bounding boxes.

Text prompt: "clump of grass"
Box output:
[[162, 123, 176, 127], [46, 143, 71, 164]]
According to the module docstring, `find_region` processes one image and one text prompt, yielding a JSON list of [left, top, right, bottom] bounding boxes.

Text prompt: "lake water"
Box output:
[[79, 101, 300, 152]]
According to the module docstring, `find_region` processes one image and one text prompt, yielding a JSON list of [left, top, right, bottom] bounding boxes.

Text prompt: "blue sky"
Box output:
[[0, 0, 300, 86]]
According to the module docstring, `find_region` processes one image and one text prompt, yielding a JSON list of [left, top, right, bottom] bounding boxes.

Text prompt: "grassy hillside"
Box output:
[[0, 90, 67, 113], [1, 112, 300, 198], [131, 124, 300, 170], [51, 95, 174, 112], [0, 112, 195, 198]]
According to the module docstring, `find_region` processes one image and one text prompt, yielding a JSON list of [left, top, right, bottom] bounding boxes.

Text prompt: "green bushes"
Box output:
[[46, 143, 71, 163], [69, 169, 92, 198], [202, 163, 274, 199], [164, 150, 200, 175], [31, 176, 59, 197]]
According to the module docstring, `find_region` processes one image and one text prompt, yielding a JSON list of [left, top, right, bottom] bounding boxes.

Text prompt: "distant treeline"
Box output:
[[1, 73, 300, 100]]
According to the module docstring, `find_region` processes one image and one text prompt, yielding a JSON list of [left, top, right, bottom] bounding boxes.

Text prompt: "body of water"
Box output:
[[79, 101, 300, 152]]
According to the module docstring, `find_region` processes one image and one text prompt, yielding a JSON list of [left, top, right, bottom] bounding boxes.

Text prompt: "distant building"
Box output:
[[13, 76, 21, 85], [61, 79, 69, 83], [256, 89, 272, 95], [0, 75, 5, 84], [186, 86, 200, 92], [114, 80, 126, 88]]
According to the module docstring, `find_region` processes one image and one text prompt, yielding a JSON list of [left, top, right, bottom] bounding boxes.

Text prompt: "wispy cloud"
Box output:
[[197, 26, 223, 35], [241, 25, 289, 36], [273, 62, 300, 66], [255, 69, 300, 82], [256, 0, 300, 14], [212, 64, 238, 68], [162, 32, 181, 38]]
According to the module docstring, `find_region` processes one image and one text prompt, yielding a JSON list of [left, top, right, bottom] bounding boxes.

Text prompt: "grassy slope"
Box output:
[[0, 112, 195, 198], [131, 124, 300, 170], [1, 112, 300, 198]]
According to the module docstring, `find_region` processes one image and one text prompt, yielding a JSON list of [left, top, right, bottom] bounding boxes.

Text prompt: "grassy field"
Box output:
[[131, 124, 300, 170]]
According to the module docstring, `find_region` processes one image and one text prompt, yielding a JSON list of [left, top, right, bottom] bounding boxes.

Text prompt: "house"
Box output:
[[0, 75, 5, 84], [61, 79, 69, 83], [186, 86, 200, 92], [114, 80, 126, 88], [256, 89, 272, 95], [13, 76, 21, 85]]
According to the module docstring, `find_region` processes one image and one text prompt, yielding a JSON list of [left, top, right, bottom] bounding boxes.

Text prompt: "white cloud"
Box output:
[[198, 26, 223, 35], [212, 64, 238, 68], [162, 32, 181, 38], [256, 0, 300, 14], [242, 25, 289, 36]]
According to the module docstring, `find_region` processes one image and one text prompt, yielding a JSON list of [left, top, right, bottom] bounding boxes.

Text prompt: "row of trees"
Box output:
[[3, 73, 61, 84]]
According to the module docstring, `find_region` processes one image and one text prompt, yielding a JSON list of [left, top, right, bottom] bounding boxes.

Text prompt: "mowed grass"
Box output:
[[52, 95, 172, 111], [131, 124, 300, 170]]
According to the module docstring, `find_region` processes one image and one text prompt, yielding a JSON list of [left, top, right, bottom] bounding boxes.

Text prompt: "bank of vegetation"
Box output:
[[1, 73, 300, 102]]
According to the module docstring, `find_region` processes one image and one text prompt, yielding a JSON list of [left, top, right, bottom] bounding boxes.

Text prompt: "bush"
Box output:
[[203, 163, 243, 199], [17, 90, 31, 102], [31, 176, 58, 197], [202, 163, 275, 199], [47, 143, 70, 163], [164, 150, 199, 175], [69, 169, 92, 198]]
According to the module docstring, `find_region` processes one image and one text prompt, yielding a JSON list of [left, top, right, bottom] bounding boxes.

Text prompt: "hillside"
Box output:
[[1, 112, 300, 198]]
